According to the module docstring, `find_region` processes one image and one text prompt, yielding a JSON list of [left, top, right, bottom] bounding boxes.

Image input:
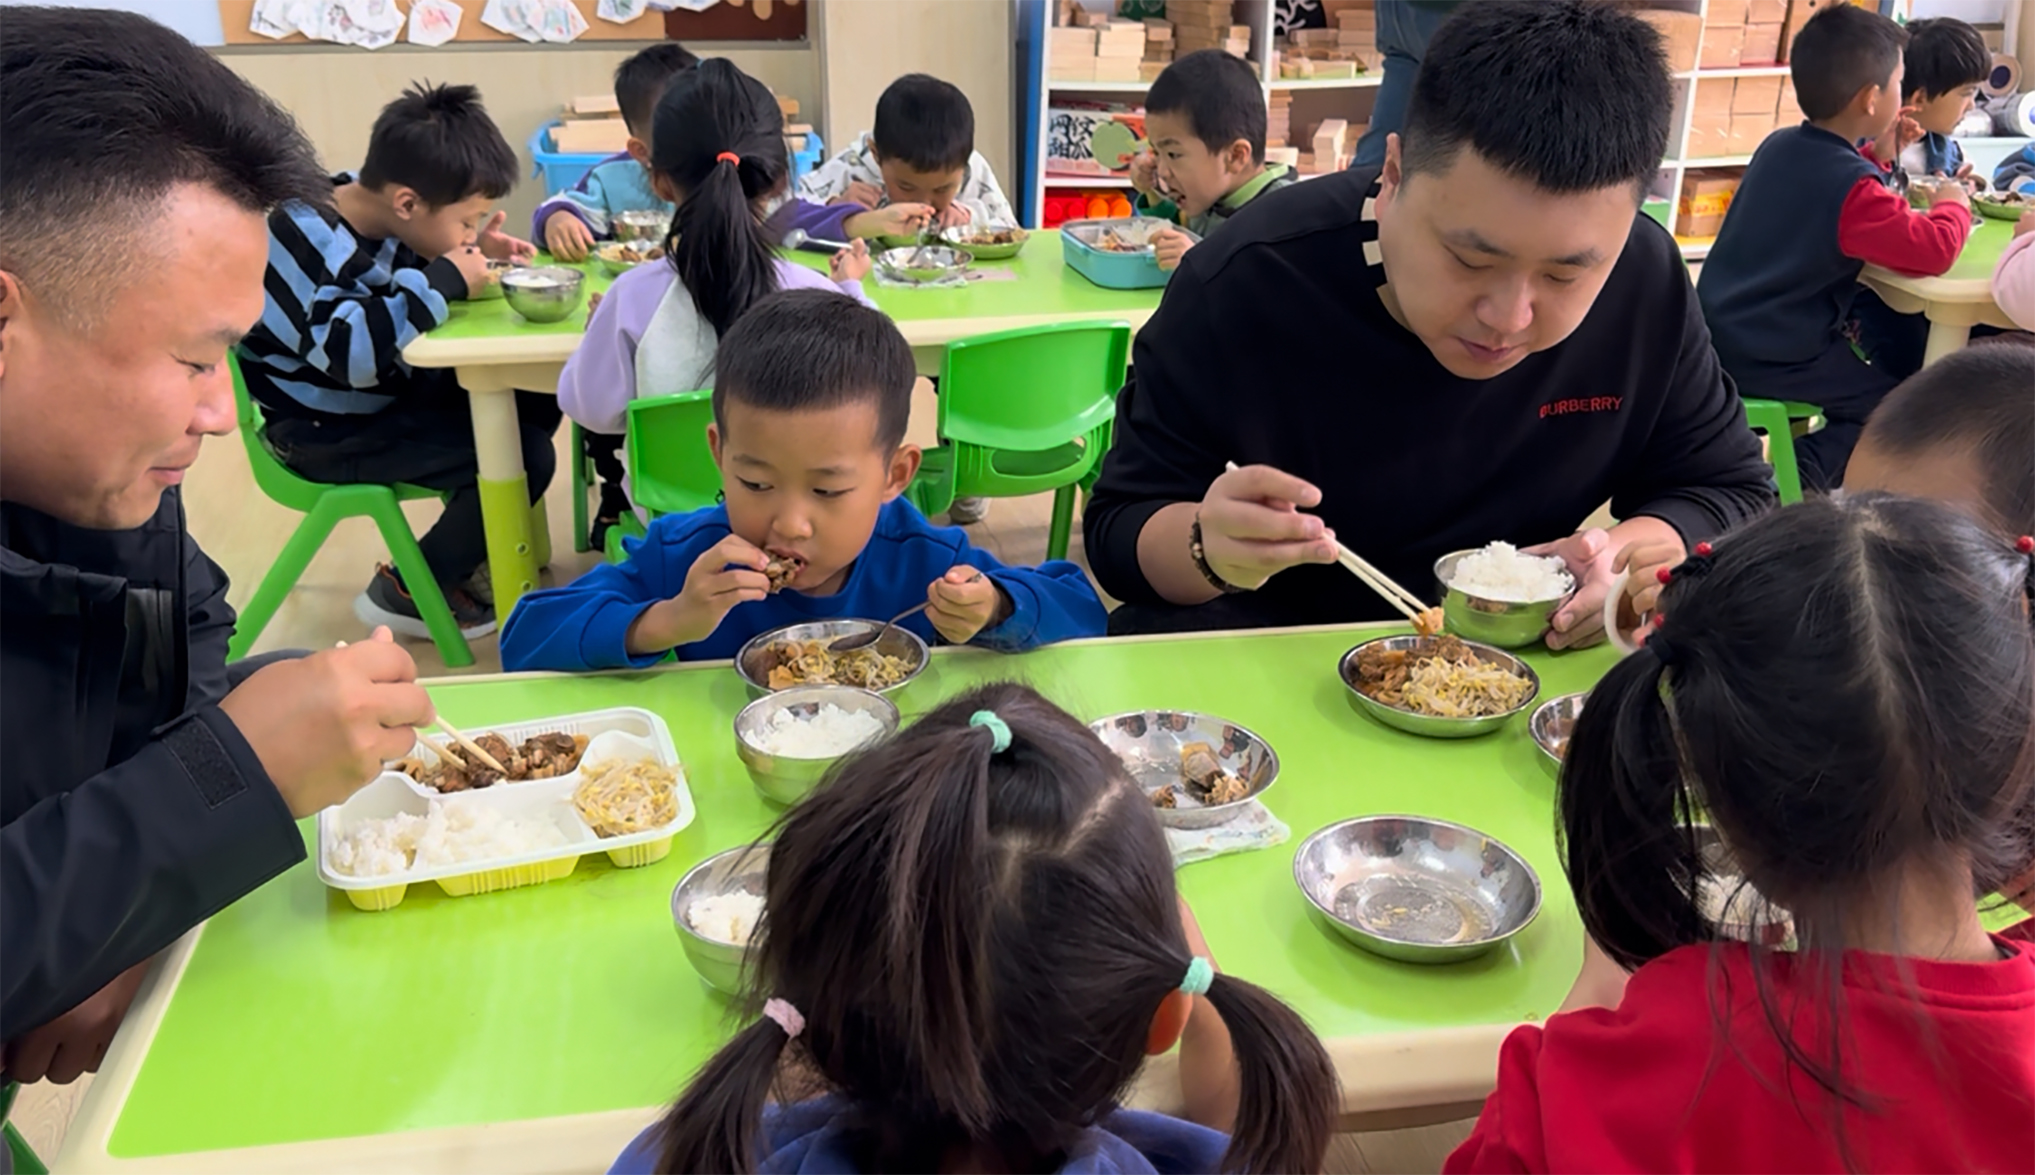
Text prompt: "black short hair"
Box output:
[[615, 42, 699, 137], [871, 74, 974, 174], [1401, 1, 1672, 195], [713, 289, 915, 451], [0, 6, 327, 331], [1859, 343, 2035, 538], [357, 82, 517, 206], [1789, 4, 1907, 121], [1901, 17, 1991, 102], [1146, 50, 1267, 164]]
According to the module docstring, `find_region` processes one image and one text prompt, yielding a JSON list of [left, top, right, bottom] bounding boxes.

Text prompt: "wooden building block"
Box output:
[[1694, 77, 1734, 114], [1727, 112, 1770, 155], [1051, 26, 1100, 52], [570, 94, 621, 115], [1705, 0, 1749, 28], [1094, 56, 1144, 81], [1748, 0, 1786, 21], [552, 118, 630, 154], [1732, 74, 1783, 114], [1699, 24, 1744, 69], [1741, 22, 1782, 63], [1635, 9, 1700, 73]]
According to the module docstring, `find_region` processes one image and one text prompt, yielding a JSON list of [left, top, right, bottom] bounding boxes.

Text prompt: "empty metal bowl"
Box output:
[[734, 620, 929, 699], [1087, 710, 1278, 830], [1338, 635, 1541, 739], [611, 209, 669, 242], [1433, 549, 1575, 649], [875, 245, 972, 284], [1529, 691, 1587, 777], [671, 843, 770, 995], [734, 685, 899, 806], [941, 224, 1029, 260], [592, 239, 659, 277], [1293, 815, 1541, 963], [500, 265, 585, 323]]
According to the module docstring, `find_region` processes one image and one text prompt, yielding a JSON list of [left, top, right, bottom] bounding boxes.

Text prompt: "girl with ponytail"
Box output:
[[1449, 494, 2035, 1174], [611, 682, 1339, 1174], [559, 59, 875, 449]]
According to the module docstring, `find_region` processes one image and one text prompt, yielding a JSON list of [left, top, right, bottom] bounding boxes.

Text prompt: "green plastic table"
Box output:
[[398, 234, 1163, 621], [60, 624, 1609, 1173], [1858, 212, 2019, 365]]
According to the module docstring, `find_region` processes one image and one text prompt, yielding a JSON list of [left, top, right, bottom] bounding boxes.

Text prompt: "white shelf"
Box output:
[[1679, 154, 1755, 167], [1269, 76, 1383, 89], [1045, 174, 1136, 188], [1678, 240, 1716, 259], [1676, 65, 1791, 79], [1048, 80, 1153, 93]]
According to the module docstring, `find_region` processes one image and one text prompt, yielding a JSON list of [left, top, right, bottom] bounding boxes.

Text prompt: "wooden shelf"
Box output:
[[1045, 174, 1136, 188], [1679, 155, 1755, 167], [1677, 237, 1717, 259], [1676, 65, 1791, 79], [1269, 76, 1383, 89], [1047, 80, 1154, 93]]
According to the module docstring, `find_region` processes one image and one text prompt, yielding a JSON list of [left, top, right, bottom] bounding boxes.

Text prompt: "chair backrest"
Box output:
[[229, 353, 328, 511], [625, 389, 721, 517], [936, 321, 1129, 452]]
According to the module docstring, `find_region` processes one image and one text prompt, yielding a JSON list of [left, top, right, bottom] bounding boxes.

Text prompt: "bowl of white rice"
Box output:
[[733, 685, 900, 806], [671, 843, 771, 995], [1434, 542, 1576, 649]]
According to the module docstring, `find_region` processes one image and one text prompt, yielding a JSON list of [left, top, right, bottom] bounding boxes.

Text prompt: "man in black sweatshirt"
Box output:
[[1085, 1, 1774, 647]]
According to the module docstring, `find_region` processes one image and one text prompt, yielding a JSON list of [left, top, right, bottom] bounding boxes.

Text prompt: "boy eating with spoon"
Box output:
[[499, 290, 1106, 669]]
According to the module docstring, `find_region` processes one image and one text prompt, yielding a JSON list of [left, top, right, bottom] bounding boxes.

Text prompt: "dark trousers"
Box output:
[[586, 430, 628, 516], [1734, 338, 1899, 492], [1351, 2, 1465, 169], [266, 391, 561, 588]]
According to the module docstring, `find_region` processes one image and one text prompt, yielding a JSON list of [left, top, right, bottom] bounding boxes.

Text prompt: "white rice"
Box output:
[[752, 703, 885, 758], [1447, 542, 1573, 603], [688, 892, 764, 945], [326, 801, 568, 878]]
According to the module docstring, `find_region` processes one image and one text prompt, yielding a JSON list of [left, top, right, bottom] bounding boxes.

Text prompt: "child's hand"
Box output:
[[829, 238, 871, 282], [925, 567, 1007, 644], [544, 211, 595, 261], [477, 211, 537, 263], [1153, 228, 1194, 272], [937, 202, 972, 229], [1874, 108, 1923, 163], [625, 535, 770, 655], [449, 245, 493, 299], [1954, 160, 1977, 189], [1610, 540, 1681, 646], [848, 202, 934, 240], [1129, 149, 1162, 200], [1927, 180, 1972, 211], [585, 290, 604, 324], [836, 178, 886, 208]]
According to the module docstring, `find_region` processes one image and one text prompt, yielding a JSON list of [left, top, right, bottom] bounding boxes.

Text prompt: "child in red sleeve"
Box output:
[[1449, 494, 2035, 1175], [1698, 4, 1972, 491]]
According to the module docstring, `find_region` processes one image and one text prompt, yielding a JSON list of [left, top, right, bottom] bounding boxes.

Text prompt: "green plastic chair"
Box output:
[[225, 356, 476, 668], [2, 1081, 47, 1175], [907, 321, 1130, 561], [603, 389, 720, 562], [570, 422, 596, 554], [1743, 397, 1824, 506]]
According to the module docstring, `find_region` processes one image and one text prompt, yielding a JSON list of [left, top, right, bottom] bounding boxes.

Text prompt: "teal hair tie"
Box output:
[[1179, 957, 1214, 997], [969, 710, 1012, 753]]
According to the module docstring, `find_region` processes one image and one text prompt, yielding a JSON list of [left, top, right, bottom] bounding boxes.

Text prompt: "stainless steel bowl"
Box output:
[[1529, 691, 1586, 777], [734, 685, 899, 806], [1087, 710, 1278, 830], [671, 843, 770, 995], [1433, 549, 1575, 649], [875, 245, 972, 284], [500, 265, 585, 324], [733, 620, 930, 699], [611, 209, 669, 242], [940, 224, 1029, 260], [1293, 815, 1541, 963], [1338, 635, 1541, 739]]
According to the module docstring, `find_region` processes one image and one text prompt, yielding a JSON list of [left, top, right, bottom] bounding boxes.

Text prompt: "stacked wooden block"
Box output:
[[1143, 19, 1175, 81], [1686, 74, 1800, 161], [1634, 9, 1701, 73], [1267, 89, 1292, 149], [1332, 3, 1376, 65], [1167, 0, 1248, 58], [1050, 18, 1150, 84], [1700, 0, 1793, 69], [1297, 117, 1356, 175], [1278, 5, 1372, 78]]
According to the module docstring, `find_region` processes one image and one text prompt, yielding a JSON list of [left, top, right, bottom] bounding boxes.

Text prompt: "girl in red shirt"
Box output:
[[1450, 494, 2035, 1174]]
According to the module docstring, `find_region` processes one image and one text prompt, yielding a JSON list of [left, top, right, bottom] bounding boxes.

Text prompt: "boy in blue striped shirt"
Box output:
[[238, 82, 550, 640]]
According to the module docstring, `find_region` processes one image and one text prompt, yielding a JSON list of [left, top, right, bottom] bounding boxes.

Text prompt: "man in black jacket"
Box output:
[[0, 8, 435, 1084], [1085, 2, 1776, 646]]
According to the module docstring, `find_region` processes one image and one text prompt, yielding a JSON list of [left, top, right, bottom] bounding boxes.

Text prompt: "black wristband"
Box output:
[[1189, 512, 1246, 594]]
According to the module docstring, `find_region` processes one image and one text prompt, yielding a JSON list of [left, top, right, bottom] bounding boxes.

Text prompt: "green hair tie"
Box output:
[[1179, 957, 1214, 997], [968, 710, 1012, 753]]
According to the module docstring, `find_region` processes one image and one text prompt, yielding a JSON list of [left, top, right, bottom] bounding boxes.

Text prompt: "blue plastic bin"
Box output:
[[528, 121, 825, 199]]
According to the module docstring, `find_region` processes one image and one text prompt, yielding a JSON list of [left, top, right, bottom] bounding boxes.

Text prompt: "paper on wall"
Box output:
[[480, 0, 544, 41], [535, 0, 589, 42], [662, 0, 721, 11], [407, 0, 463, 44], [597, 0, 650, 21]]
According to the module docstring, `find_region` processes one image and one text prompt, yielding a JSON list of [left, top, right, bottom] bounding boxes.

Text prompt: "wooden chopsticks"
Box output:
[[433, 719, 508, 775], [1223, 462, 1443, 634]]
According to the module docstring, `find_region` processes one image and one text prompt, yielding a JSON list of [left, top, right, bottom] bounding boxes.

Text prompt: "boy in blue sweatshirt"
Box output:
[[500, 289, 1106, 669]]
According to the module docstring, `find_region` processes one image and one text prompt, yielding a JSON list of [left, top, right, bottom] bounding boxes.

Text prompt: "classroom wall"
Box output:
[[815, 0, 1016, 193], [216, 43, 819, 233]]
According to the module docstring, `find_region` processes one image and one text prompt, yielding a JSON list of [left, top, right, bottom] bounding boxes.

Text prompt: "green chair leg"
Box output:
[[227, 494, 352, 661], [570, 423, 592, 555], [2, 1082, 46, 1175], [1047, 484, 1077, 562], [363, 493, 475, 668], [1743, 399, 1805, 506], [529, 497, 552, 571]]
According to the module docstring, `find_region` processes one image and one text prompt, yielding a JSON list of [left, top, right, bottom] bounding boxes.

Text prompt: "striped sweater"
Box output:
[[238, 177, 467, 420]]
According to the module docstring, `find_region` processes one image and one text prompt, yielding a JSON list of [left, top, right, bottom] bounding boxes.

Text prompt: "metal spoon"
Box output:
[[781, 228, 851, 253], [829, 570, 986, 652]]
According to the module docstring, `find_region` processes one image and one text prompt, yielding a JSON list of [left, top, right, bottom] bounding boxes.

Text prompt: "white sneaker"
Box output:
[[948, 496, 989, 524]]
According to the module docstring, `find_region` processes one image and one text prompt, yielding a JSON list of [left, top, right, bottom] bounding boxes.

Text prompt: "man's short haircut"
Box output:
[[0, 6, 328, 333], [616, 42, 700, 137], [357, 82, 518, 207], [1901, 17, 1991, 102], [1146, 50, 1268, 165], [1859, 343, 2035, 539], [871, 74, 975, 174], [1789, 4, 1907, 121], [713, 289, 915, 451], [1400, 1, 1671, 194]]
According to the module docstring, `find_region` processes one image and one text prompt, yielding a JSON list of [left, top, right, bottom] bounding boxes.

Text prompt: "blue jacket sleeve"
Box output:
[[499, 525, 709, 671], [948, 542, 1108, 652]]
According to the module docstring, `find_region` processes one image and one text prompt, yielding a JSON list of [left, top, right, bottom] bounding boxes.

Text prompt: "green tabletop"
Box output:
[[111, 628, 1611, 1158], [784, 230, 1165, 324], [1941, 212, 2017, 283]]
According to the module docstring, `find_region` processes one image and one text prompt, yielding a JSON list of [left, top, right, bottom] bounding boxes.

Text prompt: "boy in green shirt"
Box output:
[[1130, 49, 1297, 271]]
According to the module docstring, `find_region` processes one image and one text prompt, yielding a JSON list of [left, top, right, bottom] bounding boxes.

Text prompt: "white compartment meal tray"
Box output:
[[316, 707, 693, 911]]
